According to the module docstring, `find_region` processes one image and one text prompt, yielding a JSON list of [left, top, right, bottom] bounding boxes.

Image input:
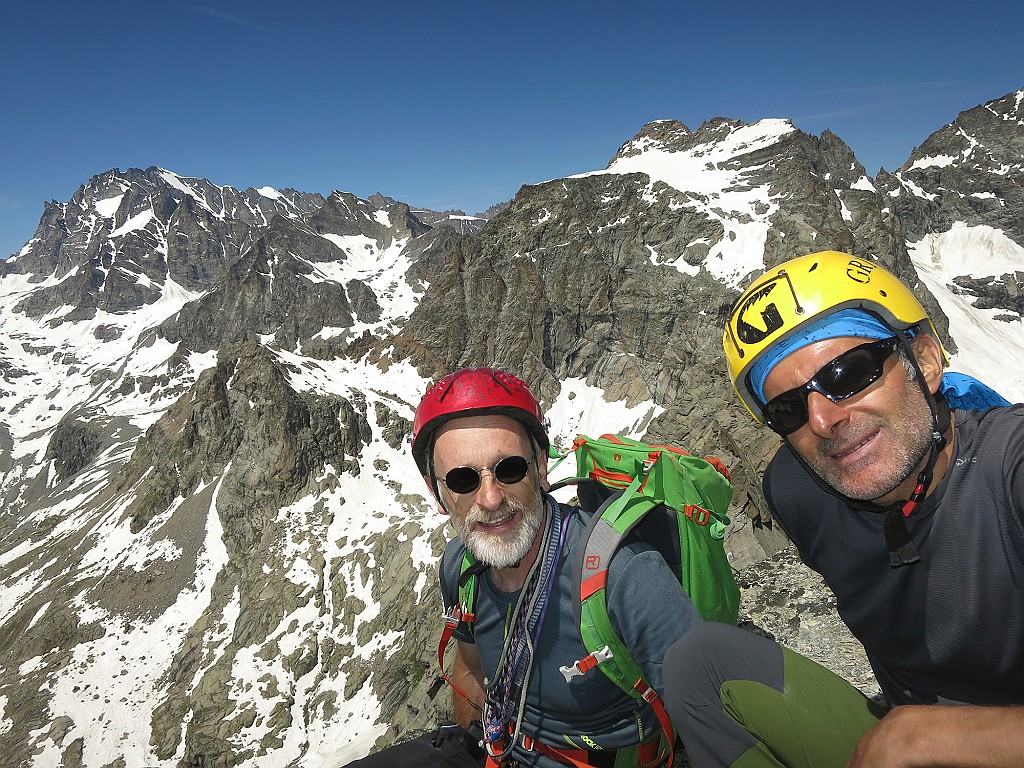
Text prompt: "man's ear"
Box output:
[[912, 334, 946, 395], [423, 475, 449, 516], [536, 453, 550, 493]]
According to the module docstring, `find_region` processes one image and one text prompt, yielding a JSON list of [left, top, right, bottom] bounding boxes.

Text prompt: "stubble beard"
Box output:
[[806, 384, 935, 503], [456, 491, 546, 569]]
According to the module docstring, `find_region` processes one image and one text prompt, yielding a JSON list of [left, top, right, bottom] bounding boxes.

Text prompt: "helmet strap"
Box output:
[[859, 339, 951, 565]]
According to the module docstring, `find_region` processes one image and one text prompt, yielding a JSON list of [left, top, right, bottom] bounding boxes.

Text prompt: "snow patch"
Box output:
[[909, 154, 957, 171], [109, 209, 154, 238], [94, 194, 124, 219], [545, 376, 665, 484], [895, 174, 937, 201], [909, 223, 1024, 401], [576, 120, 793, 286], [851, 176, 876, 192]]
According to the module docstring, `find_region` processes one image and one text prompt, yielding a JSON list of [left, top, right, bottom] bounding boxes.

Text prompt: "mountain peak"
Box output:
[[610, 119, 692, 161]]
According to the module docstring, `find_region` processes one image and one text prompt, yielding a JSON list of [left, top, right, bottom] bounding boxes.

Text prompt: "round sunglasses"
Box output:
[[761, 337, 900, 436], [437, 455, 531, 494]]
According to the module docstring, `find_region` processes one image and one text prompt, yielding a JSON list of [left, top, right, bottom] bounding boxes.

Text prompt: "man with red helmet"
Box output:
[[413, 367, 701, 768]]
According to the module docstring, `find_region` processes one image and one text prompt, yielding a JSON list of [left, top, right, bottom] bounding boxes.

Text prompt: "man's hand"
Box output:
[[847, 705, 1024, 767], [451, 640, 486, 728]]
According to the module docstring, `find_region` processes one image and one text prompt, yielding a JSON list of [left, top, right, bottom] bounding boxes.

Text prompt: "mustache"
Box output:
[[466, 497, 527, 525]]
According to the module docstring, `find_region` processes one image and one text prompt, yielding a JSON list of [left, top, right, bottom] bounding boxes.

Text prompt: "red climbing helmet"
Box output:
[[411, 367, 549, 474]]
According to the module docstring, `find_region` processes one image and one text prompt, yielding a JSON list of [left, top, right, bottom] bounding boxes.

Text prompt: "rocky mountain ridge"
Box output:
[[1, 87, 1022, 768]]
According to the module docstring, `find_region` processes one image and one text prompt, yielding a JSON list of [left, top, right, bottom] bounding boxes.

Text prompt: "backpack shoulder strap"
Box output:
[[571, 471, 658, 693], [458, 553, 488, 625], [438, 550, 490, 704], [563, 466, 678, 763]]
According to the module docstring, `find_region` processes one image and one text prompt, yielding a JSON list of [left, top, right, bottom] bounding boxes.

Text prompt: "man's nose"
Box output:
[[474, 471, 506, 510], [805, 391, 850, 437]]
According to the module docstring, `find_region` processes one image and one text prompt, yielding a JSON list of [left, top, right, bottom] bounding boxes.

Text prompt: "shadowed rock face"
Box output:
[[44, 417, 105, 482], [8, 168, 327, 318], [1, 87, 1022, 767], [879, 90, 1024, 248]]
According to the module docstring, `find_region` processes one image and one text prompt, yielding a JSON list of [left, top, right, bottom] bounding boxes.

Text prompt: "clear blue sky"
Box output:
[[2, 1, 1022, 259]]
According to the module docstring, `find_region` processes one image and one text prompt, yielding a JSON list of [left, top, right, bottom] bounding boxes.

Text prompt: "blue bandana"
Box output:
[[940, 372, 1011, 411]]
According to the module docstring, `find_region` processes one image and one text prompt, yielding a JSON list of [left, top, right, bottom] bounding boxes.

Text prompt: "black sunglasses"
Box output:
[[761, 337, 900, 436], [438, 455, 531, 495]]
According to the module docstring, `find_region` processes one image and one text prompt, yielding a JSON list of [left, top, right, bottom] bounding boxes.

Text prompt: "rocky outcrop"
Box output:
[[44, 417, 105, 482], [7, 168, 327, 318], [119, 341, 370, 534], [10, 341, 381, 767], [878, 88, 1024, 248], [157, 218, 358, 353]]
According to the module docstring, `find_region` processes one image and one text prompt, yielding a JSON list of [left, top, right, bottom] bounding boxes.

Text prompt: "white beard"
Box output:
[[455, 492, 546, 569]]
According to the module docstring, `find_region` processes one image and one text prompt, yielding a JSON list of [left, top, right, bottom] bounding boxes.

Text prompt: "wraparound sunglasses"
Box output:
[[761, 336, 900, 436], [437, 455, 531, 494]]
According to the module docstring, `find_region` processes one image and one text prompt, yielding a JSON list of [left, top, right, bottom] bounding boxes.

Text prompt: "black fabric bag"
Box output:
[[344, 722, 485, 768]]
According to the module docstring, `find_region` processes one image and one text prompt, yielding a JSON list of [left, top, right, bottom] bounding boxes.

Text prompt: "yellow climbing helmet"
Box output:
[[723, 250, 947, 423]]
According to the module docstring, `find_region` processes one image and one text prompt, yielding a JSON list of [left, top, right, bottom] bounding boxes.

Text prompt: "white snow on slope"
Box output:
[[0, 276, 205, 474], [94, 194, 125, 219], [40, 478, 231, 768], [909, 154, 957, 171], [109, 208, 155, 238], [159, 169, 221, 216], [908, 222, 1024, 401], [580, 119, 796, 286], [310, 233, 420, 324]]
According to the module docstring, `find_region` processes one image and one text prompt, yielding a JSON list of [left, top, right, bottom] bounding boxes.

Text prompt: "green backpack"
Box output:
[[439, 433, 737, 761], [551, 431, 737, 672]]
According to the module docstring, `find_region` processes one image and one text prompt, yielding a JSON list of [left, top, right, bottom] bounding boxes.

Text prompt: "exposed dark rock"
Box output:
[[119, 340, 370, 535], [878, 88, 1024, 249], [44, 417, 105, 482]]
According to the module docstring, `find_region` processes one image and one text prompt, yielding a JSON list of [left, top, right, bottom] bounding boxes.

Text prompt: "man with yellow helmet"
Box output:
[[662, 251, 1024, 767]]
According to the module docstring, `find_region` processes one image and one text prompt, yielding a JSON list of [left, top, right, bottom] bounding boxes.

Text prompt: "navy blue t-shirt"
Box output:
[[765, 405, 1024, 706]]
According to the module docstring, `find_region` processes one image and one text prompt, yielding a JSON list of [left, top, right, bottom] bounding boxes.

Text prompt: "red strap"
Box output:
[[437, 607, 477, 704], [705, 456, 731, 480], [633, 679, 675, 768], [589, 466, 635, 487], [580, 570, 608, 600], [530, 742, 601, 768], [637, 738, 663, 768]]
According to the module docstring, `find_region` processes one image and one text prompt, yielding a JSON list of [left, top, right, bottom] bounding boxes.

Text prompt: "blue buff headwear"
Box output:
[[747, 308, 1012, 412]]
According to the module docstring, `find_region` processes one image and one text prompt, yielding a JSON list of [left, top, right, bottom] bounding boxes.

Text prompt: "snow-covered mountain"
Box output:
[[1, 87, 1022, 768]]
